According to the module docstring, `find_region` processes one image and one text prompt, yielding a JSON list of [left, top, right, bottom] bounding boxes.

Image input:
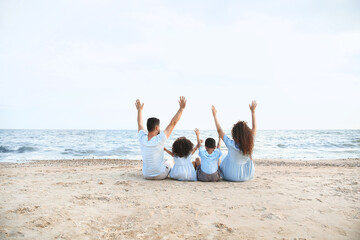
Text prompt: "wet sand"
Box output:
[[0, 158, 359, 239]]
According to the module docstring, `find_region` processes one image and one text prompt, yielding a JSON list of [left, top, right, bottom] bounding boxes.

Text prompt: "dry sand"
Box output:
[[0, 158, 359, 240]]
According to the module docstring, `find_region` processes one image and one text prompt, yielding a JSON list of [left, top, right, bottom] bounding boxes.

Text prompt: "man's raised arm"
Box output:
[[164, 96, 186, 138], [135, 99, 145, 132]]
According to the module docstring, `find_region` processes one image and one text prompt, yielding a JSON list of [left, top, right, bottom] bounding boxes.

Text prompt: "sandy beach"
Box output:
[[0, 158, 359, 240]]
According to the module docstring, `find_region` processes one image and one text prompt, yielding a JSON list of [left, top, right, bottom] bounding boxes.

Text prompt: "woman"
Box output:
[[211, 101, 257, 181]]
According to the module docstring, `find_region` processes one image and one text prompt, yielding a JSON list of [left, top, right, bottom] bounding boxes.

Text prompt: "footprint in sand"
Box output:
[[336, 227, 347, 236], [6, 231, 24, 238], [114, 180, 130, 186], [261, 213, 281, 220], [10, 205, 40, 215], [214, 222, 233, 233], [28, 216, 52, 228]]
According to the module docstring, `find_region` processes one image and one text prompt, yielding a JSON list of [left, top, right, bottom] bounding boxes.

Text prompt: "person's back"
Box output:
[[164, 136, 199, 181], [138, 129, 167, 177], [135, 97, 187, 180], [211, 101, 257, 182], [194, 129, 222, 182], [198, 146, 221, 174], [220, 135, 254, 181], [170, 155, 196, 181]]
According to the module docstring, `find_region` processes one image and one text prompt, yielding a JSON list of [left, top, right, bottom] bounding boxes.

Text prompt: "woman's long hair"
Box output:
[[231, 121, 254, 158]]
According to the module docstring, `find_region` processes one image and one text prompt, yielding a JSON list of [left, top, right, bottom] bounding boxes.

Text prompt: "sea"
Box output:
[[0, 129, 359, 163]]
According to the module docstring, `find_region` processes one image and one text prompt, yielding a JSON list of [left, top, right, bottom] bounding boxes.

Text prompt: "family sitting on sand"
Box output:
[[135, 96, 257, 182]]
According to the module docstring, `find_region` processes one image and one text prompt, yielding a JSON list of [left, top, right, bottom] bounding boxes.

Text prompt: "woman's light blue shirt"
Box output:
[[170, 155, 196, 181], [220, 135, 254, 182], [198, 147, 221, 174]]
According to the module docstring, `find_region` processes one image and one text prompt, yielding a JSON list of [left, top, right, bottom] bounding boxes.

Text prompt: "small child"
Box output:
[[194, 128, 222, 182], [164, 136, 200, 181]]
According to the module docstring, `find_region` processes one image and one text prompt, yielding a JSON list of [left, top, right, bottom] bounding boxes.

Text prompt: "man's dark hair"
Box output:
[[205, 138, 216, 149], [147, 117, 160, 132], [172, 137, 194, 158]]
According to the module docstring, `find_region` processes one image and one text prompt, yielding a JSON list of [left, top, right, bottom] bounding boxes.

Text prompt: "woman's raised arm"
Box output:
[[211, 106, 225, 140], [249, 101, 257, 137]]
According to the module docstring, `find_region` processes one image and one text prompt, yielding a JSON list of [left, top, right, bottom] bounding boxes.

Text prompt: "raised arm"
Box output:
[[194, 128, 201, 147], [164, 96, 186, 138], [217, 136, 222, 149], [191, 143, 200, 155], [135, 99, 145, 132], [192, 128, 202, 155], [164, 147, 174, 157], [249, 100, 257, 137], [211, 106, 225, 140]]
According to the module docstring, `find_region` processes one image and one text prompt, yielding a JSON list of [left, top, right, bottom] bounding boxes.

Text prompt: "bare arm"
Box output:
[[217, 136, 222, 149], [135, 99, 145, 132], [211, 106, 225, 140], [164, 147, 174, 157], [191, 144, 200, 155], [194, 128, 201, 147], [249, 101, 257, 137], [164, 96, 186, 138], [192, 128, 202, 155]]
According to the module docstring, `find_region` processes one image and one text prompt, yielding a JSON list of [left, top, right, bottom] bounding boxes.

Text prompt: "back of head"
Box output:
[[172, 137, 194, 158], [231, 121, 254, 157], [205, 138, 216, 149], [147, 117, 160, 132]]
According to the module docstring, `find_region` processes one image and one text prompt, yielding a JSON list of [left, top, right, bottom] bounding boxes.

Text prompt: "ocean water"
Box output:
[[0, 129, 359, 163]]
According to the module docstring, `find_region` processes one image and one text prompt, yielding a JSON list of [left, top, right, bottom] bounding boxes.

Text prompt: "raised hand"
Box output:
[[178, 96, 186, 110], [194, 128, 200, 136], [135, 99, 144, 111], [164, 96, 186, 138], [249, 101, 257, 112], [211, 105, 217, 116], [212, 105, 225, 140]]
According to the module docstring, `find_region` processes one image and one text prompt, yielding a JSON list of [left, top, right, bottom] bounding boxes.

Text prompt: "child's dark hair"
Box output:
[[172, 137, 194, 158], [231, 121, 254, 158], [205, 138, 216, 148], [147, 117, 160, 131]]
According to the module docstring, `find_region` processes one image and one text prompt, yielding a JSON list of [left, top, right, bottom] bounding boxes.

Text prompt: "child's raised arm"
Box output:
[[191, 142, 200, 155], [249, 101, 257, 137], [192, 128, 202, 155], [194, 128, 202, 147], [164, 147, 174, 157]]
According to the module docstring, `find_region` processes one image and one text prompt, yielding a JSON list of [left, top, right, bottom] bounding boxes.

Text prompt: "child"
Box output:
[[194, 128, 222, 182], [164, 136, 200, 181], [211, 101, 257, 182]]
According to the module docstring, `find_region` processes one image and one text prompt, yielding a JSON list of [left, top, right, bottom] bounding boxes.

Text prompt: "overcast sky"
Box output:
[[1, 0, 359, 130]]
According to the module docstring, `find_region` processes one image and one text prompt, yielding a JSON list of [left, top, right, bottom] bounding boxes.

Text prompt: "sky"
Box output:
[[0, 0, 359, 130]]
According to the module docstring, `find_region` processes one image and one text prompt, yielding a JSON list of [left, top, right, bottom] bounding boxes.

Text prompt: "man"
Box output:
[[135, 96, 186, 180]]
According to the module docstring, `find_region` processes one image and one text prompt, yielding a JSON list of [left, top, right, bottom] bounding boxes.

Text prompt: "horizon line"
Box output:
[[1, 128, 359, 131]]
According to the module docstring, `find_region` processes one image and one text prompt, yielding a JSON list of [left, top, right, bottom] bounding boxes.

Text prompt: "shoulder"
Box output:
[[153, 131, 167, 144], [199, 147, 206, 155], [223, 135, 232, 144], [138, 130, 147, 139], [223, 135, 230, 141], [158, 131, 167, 141], [223, 135, 236, 147]]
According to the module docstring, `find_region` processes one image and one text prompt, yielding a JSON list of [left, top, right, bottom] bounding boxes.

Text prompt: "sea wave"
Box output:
[[0, 146, 37, 153], [1, 129, 360, 162]]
